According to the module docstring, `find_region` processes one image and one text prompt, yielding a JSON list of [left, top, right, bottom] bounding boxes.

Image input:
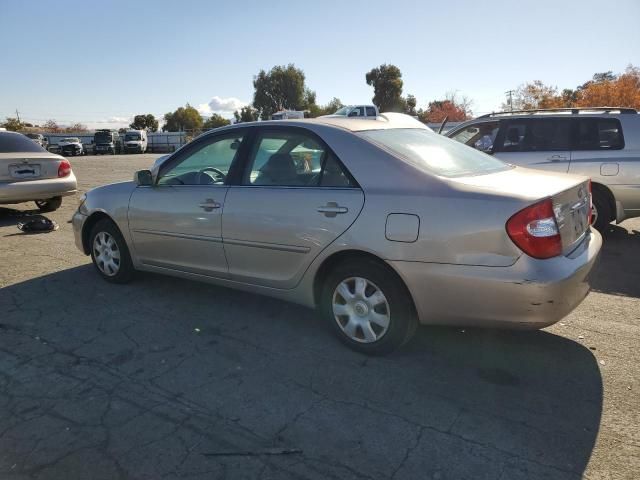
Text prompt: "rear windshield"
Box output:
[[359, 128, 512, 178], [0, 133, 46, 153]]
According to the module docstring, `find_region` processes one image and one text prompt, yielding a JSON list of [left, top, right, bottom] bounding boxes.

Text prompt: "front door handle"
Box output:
[[199, 199, 221, 212], [317, 202, 348, 217], [549, 155, 567, 162]]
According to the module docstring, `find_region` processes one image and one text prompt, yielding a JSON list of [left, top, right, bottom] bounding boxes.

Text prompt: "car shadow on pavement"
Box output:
[[0, 265, 603, 480], [0, 206, 44, 228], [591, 224, 640, 298]]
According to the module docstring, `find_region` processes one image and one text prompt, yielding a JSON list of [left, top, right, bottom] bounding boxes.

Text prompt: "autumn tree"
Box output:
[[65, 123, 88, 133], [365, 64, 405, 112], [203, 113, 230, 130], [130, 114, 159, 132], [575, 66, 640, 108], [163, 104, 203, 132], [1, 117, 25, 131], [252, 64, 308, 120], [43, 120, 61, 133], [418, 92, 473, 123]]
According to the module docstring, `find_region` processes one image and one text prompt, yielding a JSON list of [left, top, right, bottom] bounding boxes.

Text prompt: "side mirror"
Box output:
[[134, 169, 153, 186]]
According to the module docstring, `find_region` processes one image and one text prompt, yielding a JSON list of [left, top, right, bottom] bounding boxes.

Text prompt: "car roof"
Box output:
[[228, 112, 429, 133]]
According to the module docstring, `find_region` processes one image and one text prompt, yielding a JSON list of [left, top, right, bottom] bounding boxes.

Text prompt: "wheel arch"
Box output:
[[312, 249, 417, 315], [81, 211, 116, 255], [592, 182, 616, 222]]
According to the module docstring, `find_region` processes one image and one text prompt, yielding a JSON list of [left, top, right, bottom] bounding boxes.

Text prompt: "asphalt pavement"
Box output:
[[0, 154, 638, 479]]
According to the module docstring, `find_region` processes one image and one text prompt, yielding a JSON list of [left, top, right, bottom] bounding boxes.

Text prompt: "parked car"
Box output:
[[0, 131, 77, 212], [58, 137, 84, 156], [446, 107, 640, 232], [25, 133, 48, 149], [72, 113, 600, 354], [124, 130, 148, 153], [322, 105, 379, 119]]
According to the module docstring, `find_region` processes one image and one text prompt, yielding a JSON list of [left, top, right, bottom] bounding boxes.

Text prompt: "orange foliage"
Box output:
[[575, 66, 640, 108]]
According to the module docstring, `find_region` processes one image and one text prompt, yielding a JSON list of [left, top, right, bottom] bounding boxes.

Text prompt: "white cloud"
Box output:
[[197, 96, 248, 115]]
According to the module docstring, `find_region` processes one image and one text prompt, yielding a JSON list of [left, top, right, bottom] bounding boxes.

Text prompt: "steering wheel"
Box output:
[[197, 167, 226, 184]]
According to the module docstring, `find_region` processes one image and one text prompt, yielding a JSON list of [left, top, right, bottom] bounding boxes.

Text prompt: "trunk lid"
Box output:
[[0, 151, 65, 182], [450, 166, 591, 255]]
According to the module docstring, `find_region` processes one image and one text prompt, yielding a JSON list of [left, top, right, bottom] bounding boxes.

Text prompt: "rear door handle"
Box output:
[[549, 155, 568, 162], [317, 202, 348, 217], [199, 199, 221, 211]]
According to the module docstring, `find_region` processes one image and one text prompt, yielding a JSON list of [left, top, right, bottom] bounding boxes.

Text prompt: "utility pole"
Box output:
[[15, 108, 21, 122], [505, 90, 515, 112]]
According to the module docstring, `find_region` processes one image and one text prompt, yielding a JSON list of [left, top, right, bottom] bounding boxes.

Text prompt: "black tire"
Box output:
[[320, 258, 418, 355], [35, 196, 62, 212], [592, 189, 613, 233], [89, 218, 135, 284]]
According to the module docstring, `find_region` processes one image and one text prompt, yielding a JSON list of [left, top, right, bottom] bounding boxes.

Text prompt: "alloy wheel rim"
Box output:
[[93, 231, 121, 276], [332, 277, 391, 343]]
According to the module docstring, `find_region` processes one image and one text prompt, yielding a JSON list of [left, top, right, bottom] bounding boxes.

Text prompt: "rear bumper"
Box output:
[[0, 173, 78, 204], [389, 228, 602, 329]]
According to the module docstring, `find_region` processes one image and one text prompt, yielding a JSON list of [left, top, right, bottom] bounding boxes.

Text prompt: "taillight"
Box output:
[[58, 159, 71, 177], [506, 198, 562, 259], [587, 179, 593, 225]]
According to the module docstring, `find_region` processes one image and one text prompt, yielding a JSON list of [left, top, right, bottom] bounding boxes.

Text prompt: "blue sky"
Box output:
[[1, 0, 639, 128]]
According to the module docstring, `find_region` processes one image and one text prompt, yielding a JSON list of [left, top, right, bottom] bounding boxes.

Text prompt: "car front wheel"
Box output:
[[320, 258, 418, 355], [89, 219, 134, 283]]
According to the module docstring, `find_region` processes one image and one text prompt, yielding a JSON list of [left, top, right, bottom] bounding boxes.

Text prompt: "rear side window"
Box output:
[[574, 118, 624, 150], [360, 128, 511, 178], [0, 133, 46, 153], [366, 107, 377, 117], [495, 119, 571, 152]]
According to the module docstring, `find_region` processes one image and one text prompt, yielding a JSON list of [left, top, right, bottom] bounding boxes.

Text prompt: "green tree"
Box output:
[[252, 64, 307, 120], [2, 117, 25, 131], [162, 104, 203, 132], [130, 114, 159, 132], [307, 97, 344, 117], [233, 105, 259, 123], [405, 94, 417, 115], [365, 64, 405, 112], [203, 113, 230, 130]]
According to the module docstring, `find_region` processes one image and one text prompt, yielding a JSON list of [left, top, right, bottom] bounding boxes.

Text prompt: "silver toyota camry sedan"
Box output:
[[73, 113, 601, 354]]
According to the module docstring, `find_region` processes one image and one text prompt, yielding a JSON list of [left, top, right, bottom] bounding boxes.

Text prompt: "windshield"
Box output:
[[333, 107, 350, 116], [125, 133, 141, 141], [359, 128, 512, 178], [0, 132, 46, 153], [95, 132, 113, 143]]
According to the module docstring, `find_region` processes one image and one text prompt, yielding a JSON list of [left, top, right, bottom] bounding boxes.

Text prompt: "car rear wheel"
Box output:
[[320, 259, 418, 355], [591, 189, 613, 233], [35, 196, 62, 212], [89, 219, 134, 283]]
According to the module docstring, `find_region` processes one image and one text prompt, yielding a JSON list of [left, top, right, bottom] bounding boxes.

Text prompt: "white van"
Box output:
[[124, 130, 148, 153]]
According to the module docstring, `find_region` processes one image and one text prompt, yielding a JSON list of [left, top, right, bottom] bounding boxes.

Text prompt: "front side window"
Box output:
[[495, 119, 570, 152], [574, 118, 624, 150], [244, 129, 355, 187], [450, 121, 499, 153], [366, 106, 377, 117], [360, 128, 511, 178], [157, 134, 244, 186]]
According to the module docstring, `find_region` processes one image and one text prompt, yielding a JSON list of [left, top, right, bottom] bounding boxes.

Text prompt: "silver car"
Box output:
[[446, 107, 640, 232], [0, 131, 77, 212], [73, 113, 601, 354]]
